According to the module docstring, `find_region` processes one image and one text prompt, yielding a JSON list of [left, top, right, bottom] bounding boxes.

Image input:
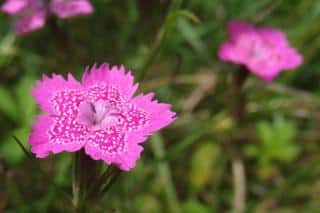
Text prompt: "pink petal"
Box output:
[[0, 0, 28, 15], [131, 93, 176, 136], [82, 64, 139, 100], [283, 47, 303, 69], [258, 27, 289, 48], [246, 61, 280, 82], [50, 0, 93, 19], [218, 42, 246, 64], [218, 42, 233, 61], [32, 73, 82, 114], [228, 20, 255, 41], [29, 115, 86, 158], [84, 131, 145, 171], [14, 10, 46, 36]]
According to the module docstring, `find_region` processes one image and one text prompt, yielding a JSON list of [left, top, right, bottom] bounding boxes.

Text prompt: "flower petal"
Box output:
[[14, 10, 46, 36], [218, 42, 240, 62], [0, 0, 28, 15], [84, 130, 145, 171], [228, 20, 255, 40], [258, 27, 289, 48], [32, 73, 82, 114], [82, 64, 139, 100], [283, 47, 303, 69], [29, 115, 86, 158], [246, 61, 280, 82], [131, 93, 176, 136], [50, 0, 93, 19]]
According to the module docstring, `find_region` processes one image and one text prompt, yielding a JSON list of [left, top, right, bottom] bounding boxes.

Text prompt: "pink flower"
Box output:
[[1, 0, 46, 36], [0, 0, 29, 15], [1, 0, 93, 36], [50, 0, 93, 19], [218, 20, 303, 82], [29, 64, 176, 171]]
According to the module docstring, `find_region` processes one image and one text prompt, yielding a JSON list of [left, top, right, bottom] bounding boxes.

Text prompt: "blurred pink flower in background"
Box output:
[[0, 0, 93, 36], [218, 20, 303, 82], [50, 0, 93, 19], [29, 63, 176, 171], [1, 0, 46, 35]]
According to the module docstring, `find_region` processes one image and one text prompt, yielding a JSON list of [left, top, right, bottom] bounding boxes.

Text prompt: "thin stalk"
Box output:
[[151, 133, 180, 213], [228, 66, 249, 213], [47, 16, 71, 73], [12, 136, 33, 160], [47, 17, 70, 52], [72, 151, 101, 212], [86, 165, 113, 199], [100, 168, 121, 195], [137, 0, 183, 81], [72, 152, 82, 211], [232, 158, 246, 213]]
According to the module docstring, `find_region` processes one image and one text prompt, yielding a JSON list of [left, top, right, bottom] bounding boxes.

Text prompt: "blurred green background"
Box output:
[[1, 0, 320, 212]]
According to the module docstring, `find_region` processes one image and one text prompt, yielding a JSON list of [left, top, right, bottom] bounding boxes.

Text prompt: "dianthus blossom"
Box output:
[[0, 0, 93, 35], [29, 64, 176, 171], [218, 20, 303, 82]]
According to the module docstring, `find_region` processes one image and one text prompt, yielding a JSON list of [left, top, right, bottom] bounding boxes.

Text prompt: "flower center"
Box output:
[[250, 36, 277, 61], [77, 100, 119, 130]]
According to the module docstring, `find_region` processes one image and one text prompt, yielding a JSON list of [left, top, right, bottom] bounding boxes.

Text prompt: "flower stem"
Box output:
[[99, 167, 121, 195], [232, 157, 246, 213], [47, 17, 69, 52], [137, 0, 182, 81], [228, 66, 249, 213], [47, 16, 71, 73], [72, 151, 100, 212], [72, 152, 83, 212]]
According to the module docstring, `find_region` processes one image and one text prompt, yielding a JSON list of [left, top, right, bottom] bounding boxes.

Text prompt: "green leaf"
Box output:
[[0, 128, 30, 166], [256, 121, 273, 145], [0, 86, 17, 121], [189, 142, 220, 192], [244, 144, 259, 157], [177, 18, 208, 59], [0, 32, 17, 67], [181, 200, 211, 213], [15, 76, 37, 125], [254, 116, 299, 167]]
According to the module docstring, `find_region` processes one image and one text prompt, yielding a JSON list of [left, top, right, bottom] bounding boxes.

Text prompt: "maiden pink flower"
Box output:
[[50, 0, 93, 19], [0, 0, 93, 36], [218, 20, 303, 82], [29, 63, 176, 171], [1, 0, 46, 35]]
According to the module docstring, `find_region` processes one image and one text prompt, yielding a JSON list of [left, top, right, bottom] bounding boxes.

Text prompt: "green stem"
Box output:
[[151, 133, 180, 213], [137, 0, 183, 81], [228, 66, 249, 213], [47, 17, 70, 52], [100, 168, 121, 195], [86, 165, 113, 199], [72, 152, 82, 212], [72, 151, 99, 212]]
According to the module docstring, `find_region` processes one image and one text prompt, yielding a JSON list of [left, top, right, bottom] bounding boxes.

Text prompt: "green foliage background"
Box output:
[[1, 0, 320, 212]]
